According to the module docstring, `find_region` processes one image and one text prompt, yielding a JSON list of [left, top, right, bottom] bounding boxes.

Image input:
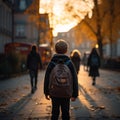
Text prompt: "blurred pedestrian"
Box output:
[[70, 49, 81, 74], [44, 39, 78, 120], [82, 52, 89, 71], [87, 48, 100, 85], [27, 45, 43, 93]]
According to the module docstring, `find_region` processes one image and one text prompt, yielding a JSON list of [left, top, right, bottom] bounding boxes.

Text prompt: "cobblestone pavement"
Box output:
[[0, 66, 120, 120]]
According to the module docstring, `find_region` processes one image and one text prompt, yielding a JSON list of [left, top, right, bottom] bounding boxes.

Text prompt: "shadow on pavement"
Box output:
[[74, 83, 108, 119], [0, 92, 33, 119]]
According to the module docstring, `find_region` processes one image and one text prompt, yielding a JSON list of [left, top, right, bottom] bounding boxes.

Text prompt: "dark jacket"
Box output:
[[44, 54, 78, 98], [27, 50, 42, 71], [70, 50, 81, 74], [87, 50, 100, 77], [70, 55, 81, 74]]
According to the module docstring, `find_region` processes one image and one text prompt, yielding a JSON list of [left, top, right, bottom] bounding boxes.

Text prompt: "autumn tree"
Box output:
[[79, 0, 106, 58], [65, 0, 120, 58], [64, 0, 103, 56], [102, 0, 120, 57], [83, 0, 120, 58]]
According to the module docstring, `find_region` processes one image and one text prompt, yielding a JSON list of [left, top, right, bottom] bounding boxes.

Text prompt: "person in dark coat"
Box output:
[[27, 45, 43, 93], [87, 47, 100, 85], [70, 49, 81, 74], [82, 52, 90, 71], [44, 39, 78, 120]]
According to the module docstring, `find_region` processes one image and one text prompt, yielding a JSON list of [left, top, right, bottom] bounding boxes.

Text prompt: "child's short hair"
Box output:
[[55, 39, 68, 54]]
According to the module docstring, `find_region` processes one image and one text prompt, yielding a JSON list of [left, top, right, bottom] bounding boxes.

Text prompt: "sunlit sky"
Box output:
[[40, 0, 94, 36]]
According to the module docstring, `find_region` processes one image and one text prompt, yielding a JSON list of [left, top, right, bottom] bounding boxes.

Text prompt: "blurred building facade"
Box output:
[[54, 26, 93, 57], [0, 0, 13, 54], [0, 0, 53, 55], [14, 0, 39, 44]]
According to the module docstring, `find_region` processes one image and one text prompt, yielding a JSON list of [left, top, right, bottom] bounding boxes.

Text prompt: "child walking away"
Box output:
[[87, 48, 100, 85], [44, 39, 78, 120], [70, 49, 81, 74]]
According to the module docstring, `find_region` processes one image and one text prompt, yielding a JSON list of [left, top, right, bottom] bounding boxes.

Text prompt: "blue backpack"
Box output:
[[91, 55, 99, 67]]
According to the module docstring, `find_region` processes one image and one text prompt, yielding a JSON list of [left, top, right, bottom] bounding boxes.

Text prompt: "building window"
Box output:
[[19, 0, 26, 10], [16, 24, 25, 37]]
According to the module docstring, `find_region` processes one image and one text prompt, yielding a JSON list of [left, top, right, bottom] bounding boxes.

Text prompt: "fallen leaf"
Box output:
[[0, 103, 8, 107], [99, 106, 105, 109]]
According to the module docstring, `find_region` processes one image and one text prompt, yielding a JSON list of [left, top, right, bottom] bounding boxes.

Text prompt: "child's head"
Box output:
[[55, 39, 68, 54]]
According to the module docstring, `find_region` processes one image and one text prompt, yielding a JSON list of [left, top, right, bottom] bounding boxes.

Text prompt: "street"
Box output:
[[0, 65, 120, 120]]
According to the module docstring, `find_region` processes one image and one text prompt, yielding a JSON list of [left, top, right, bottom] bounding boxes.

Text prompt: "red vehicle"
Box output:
[[4, 42, 32, 55], [4, 42, 33, 71], [4, 42, 52, 69]]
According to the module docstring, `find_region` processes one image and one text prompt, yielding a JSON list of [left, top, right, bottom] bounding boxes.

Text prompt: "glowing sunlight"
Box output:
[[40, 0, 94, 36]]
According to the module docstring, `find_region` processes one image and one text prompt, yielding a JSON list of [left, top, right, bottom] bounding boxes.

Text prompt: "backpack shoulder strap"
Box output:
[[51, 61, 56, 66], [65, 60, 71, 65]]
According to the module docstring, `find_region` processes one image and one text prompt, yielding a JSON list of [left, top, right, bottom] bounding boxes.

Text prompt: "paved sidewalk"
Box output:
[[0, 66, 120, 120]]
